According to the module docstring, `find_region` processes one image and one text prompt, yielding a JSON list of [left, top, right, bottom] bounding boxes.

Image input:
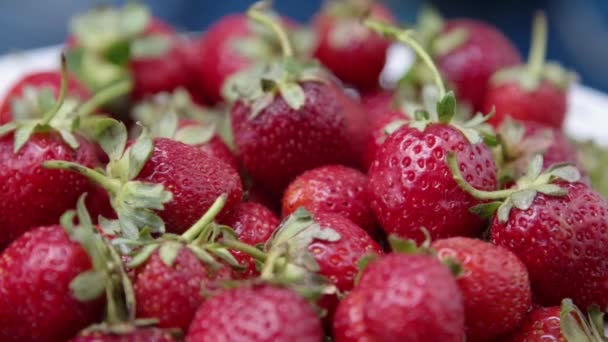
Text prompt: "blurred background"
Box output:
[[0, 0, 606, 92]]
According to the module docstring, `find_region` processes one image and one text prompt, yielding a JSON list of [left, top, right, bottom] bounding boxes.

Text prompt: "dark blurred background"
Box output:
[[0, 0, 606, 92]]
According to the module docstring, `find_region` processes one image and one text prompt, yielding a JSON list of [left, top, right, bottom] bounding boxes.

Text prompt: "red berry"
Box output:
[[332, 289, 374, 341], [0, 132, 100, 249], [491, 182, 608, 309], [178, 119, 239, 171], [369, 123, 497, 242], [219, 201, 280, 278], [313, 3, 395, 90], [436, 19, 522, 110], [0, 225, 102, 342], [186, 284, 323, 342], [71, 327, 179, 342], [231, 82, 365, 194], [337, 253, 465, 342], [432, 237, 532, 341], [136, 138, 243, 234], [0, 71, 90, 124], [283, 165, 377, 234], [362, 109, 407, 170], [133, 247, 233, 332], [504, 306, 563, 342]]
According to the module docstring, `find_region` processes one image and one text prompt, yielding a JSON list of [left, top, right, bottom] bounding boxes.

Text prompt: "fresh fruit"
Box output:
[[229, 4, 366, 194], [66, 3, 186, 100], [44, 120, 243, 235], [484, 13, 574, 129], [432, 237, 532, 341], [132, 88, 238, 170], [415, 9, 522, 110], [334, 253, 465, 342], [362, 109, 407, 170], [186, 284, 323, 342], [0, 59, 126, 249], [0, 70, 90, 124], [313, 1, 395, 90], [365, 20, 497, 242], [0, 197, 110, 342], [506, 299, 606, 342], [448, 153, 608, 309], [282, 164, 377, 234], [497, 117, 581, 183], [219, 201, 280, 278]]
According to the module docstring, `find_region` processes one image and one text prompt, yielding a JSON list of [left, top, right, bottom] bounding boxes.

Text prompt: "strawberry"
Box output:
[[496, 117, 581, 183], [0, 70, 90, 124], [45, 120, 243, 235], [448, 153, 608, 310], [125, 196, 240, 332], [432, 237, 532, 341], [71, 327, 179, 342], [230, 4, 366, 194], [484, 13, 574, 129], [199, 11, 309, 104], [506, 299, 606, 342], [66, 3, 187, 102], [0, 59, 127, 249], [334, 253, 465, 341], [186, 284, 323, 342], [313, 1, 395, 90], [414, 9, 521, 111], [132, 89, 238, 170], [364, 20, 497, 242], [0, 196, 119, 342], [361, 90, 399, 123], [282, 164, 377, 234], [362, 109, 407, 170], [219, 201, 280, 278]]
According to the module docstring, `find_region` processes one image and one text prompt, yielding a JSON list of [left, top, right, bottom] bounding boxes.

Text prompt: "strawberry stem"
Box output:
[[182, 195, 227, 242], [446, 152, 515, 200], [248, 1, 294, 58], [40, 55, 68, 125], [76, 79, 133, 118], [364, 18, 446, 99], [527, 11, 547, 81], [220, 239, 268, 262], [42, 160, 121, 195]]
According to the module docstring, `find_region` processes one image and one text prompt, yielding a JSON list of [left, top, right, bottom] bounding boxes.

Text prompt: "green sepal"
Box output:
[[388, 235, 420, 254], [469, 201, 502, 219], [159, 241, 182, 267], [70, 270, 107, 302], [432, 27, 468, 57], [98, 119, 128, 162], [560, 298, 606, 342], [174, 124, 216, 146], [436, 91, 456, 124], [186, 245, 222, 270], [131, 35, 171, 59], [127, 244, 160, 269], [574, 140, 608, 198]]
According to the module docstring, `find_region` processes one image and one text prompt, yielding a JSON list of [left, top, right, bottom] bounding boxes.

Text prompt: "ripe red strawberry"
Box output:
[[132, 89, 239, 170], [0, 71, 90, 124], [365, 19, 497, 243], [219, 201, 280, 278], [414, 10, 521, 110], [46, 121, 243, 236], [313, 2, 395, 90], [129, 196, 239, 332], [230, 7, 366, 194], [71, 327, 179, 342], [361, 90, 399, 123], [66, 3, 187, 101], [175, 36, 207, 105], [448, 153, 608, 310], [506, 299, 606, 342], [0, 225, 103, 342], [282, 165, 377, 234], [186, 284, 323, 342], [484, 13, 573, 129], [432, 237, 532, 341], [334, 253, 465, 341]]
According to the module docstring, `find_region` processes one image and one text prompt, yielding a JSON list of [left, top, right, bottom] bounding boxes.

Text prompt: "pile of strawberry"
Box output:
[[1, 1, 607, 341]]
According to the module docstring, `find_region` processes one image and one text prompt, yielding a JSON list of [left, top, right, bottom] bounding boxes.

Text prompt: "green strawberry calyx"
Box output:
[[560, 298, 606, 342], [365, 19, 496, 146], [447, 152, 581, 223], [124, 194, 242, 272], [0, 55, 132, 152], [222, 1, 327, 118], [491, 12, 576, 92], [132, 88, 228, 147], [43, 119, 172, 239]]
